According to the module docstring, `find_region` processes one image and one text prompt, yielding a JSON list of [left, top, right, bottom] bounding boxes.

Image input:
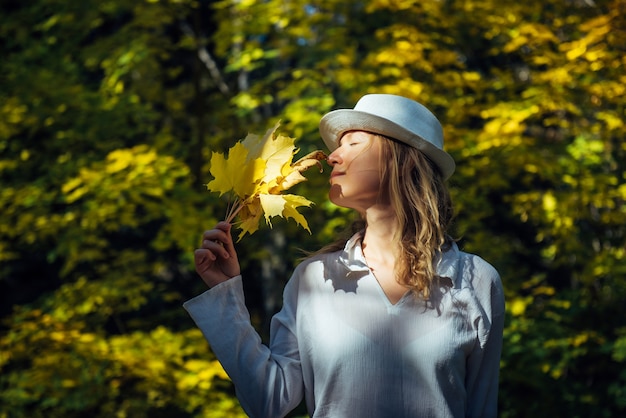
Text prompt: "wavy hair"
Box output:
[[379, 135, 455, 298], [315, 134, 455, 299]]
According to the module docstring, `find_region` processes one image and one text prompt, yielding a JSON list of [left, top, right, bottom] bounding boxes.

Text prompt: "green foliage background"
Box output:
[[1, 0, 624, 416]]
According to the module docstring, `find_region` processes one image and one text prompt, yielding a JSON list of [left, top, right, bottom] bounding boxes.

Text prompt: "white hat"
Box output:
[[319, 94, 455, 179]]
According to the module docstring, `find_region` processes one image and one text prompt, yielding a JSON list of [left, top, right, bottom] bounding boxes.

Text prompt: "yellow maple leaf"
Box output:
[[259, 193, 313, 232], [275, 150, 328, 192], [242, 122, 296, 183], [237, 203, 263, 239], [205, 122, 326, 241], [206, 142, 265, 198]]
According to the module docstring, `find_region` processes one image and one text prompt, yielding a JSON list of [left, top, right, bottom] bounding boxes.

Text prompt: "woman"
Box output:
[[185, 94, 505, 418]]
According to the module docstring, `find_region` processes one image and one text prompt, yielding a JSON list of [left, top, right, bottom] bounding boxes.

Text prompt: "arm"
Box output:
[[183, 277, 303, 418], [465, 261, 506, 418], [185, 223, 303, 417]]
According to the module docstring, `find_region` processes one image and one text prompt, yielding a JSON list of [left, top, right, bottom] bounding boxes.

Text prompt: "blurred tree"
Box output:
[[0, 0, 624, 416], [0, 0, 247, 416]]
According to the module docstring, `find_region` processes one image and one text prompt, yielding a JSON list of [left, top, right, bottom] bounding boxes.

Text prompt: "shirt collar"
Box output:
[[338, 231, 461, 281], [337, 230, 369, 272], [435, 242, 460, 282]]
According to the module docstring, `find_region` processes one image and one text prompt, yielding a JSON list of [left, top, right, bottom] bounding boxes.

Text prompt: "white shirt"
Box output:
[[184, 233, 505, 418]]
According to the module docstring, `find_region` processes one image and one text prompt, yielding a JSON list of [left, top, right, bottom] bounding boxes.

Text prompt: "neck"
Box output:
[[361, 205, 398, 259]]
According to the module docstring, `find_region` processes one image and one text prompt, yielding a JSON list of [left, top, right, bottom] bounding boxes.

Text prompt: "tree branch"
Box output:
[[180, 21, 230, 96]]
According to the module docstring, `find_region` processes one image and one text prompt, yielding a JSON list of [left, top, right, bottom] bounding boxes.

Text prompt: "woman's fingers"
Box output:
[[215, 221, 236, 249], [194, 222, 241, 288], [200, 237, 229, 259], [218, 223, 240, 273], [194, 248, 214, 266], [202, 222, 239, 259]]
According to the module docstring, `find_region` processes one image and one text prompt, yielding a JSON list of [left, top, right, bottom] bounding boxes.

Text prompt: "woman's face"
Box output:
[[327, 131, 385, 211]]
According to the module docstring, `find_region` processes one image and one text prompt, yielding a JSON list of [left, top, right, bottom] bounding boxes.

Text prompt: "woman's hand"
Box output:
[[194, 222, 241, 288]]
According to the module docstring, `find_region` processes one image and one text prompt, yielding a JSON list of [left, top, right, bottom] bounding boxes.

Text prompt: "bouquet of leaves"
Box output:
[[206, 122, 327, 241]]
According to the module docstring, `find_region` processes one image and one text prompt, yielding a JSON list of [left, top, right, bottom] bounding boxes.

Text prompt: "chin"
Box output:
[[328, 185, 341, 202]]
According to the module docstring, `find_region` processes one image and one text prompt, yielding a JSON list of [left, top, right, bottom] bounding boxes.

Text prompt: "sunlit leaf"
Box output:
[[205, 122, 326, 240]]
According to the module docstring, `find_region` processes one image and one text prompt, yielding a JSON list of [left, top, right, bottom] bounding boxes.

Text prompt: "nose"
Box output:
[[327, 148, 342, 166]]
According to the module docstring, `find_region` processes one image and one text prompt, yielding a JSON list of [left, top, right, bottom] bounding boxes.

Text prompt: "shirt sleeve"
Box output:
[[183, 276, 303, 418], [464, 259, 506, 418]]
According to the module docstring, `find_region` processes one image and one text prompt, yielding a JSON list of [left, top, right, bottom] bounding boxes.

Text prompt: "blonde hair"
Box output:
[[315, 134, 454, 299], [380, 135, 454, 298]]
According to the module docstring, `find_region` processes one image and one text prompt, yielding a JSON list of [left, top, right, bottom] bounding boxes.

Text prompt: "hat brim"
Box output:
[[319, 109, 456, 180]]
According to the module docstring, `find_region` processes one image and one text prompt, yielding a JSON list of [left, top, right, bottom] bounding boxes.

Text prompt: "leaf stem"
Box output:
[[226, 200, 245, 223]]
